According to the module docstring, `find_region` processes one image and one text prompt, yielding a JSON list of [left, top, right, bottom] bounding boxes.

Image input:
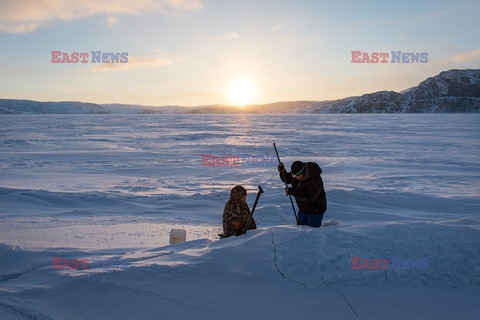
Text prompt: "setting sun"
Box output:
[[226, 77, 258, 106]]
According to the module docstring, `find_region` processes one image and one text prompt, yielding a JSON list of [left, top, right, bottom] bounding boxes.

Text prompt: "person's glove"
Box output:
[[277, 162, 286, 173], [285, 187, 297, 196]]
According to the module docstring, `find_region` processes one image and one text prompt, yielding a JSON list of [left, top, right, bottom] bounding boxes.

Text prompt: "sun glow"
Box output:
[[226, 77, 258, 106]]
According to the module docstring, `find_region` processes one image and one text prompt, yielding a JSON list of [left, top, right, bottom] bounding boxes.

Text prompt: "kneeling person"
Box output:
[[222, 185, 257, 237]]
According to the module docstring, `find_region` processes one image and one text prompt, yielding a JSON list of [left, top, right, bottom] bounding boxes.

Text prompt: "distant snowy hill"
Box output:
[[1, 69, 479, 114], [0, 100, 187, 114], [311, 69, 480, 113], [0, 99, 109, 114]]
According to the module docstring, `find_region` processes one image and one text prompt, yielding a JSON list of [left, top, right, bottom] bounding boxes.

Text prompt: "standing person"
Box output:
[[222, 185, 257, 238], [278, 160, 327, 228]]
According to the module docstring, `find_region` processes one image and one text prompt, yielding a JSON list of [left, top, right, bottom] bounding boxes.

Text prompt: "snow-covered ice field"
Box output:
[[0, 114, 479, 319]]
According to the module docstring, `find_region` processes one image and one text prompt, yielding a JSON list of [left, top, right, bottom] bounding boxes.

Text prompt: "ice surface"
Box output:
[[0, 114, 479, 319]]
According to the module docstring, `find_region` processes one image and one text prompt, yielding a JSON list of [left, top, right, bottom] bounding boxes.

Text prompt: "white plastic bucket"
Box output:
[[169, 229, 187, 244]]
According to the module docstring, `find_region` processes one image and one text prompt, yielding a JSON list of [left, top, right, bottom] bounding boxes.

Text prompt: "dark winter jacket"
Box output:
[[222, 185, 257, 237], [280, 162, 327, 214]]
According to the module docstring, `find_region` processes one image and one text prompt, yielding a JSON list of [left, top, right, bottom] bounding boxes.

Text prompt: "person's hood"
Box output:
[[304, 162, 321, 179], [229, 185, 247, 204]]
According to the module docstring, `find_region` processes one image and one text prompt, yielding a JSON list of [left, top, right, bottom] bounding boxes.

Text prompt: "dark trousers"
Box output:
[[297, 210, 324, 228]]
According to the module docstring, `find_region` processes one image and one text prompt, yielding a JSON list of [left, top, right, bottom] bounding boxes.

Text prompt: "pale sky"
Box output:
[[0, 0, 479, 106]]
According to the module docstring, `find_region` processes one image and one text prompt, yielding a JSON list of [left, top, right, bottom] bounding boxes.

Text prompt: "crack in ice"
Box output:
[[0, 264, 48, 283], [0, 301, 53, 320], [99, 278, 242, 320], [269, 230, 365, 320]]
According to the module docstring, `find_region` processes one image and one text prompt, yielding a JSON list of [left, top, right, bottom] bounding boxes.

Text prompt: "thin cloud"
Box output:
[[203, 32, 241, 41], [0, 21, 41, 34], [89, 55, 172, 72], [355, 10, 447, 27], [0, 0, 202, 34], [163, 0, 202, 10], [449, 49, 480, 63], [270, 25, 286, 32], [105, 15, 118, 27]]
